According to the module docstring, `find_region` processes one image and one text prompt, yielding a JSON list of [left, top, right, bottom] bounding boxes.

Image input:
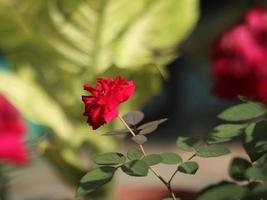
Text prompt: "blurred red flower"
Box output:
[[211, 7, 267, 102], [0, 95, 28, 165], [82, 77, 135, 129]]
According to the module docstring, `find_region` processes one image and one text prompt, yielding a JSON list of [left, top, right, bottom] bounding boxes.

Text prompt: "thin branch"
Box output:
[[119, 114, 176, 200]]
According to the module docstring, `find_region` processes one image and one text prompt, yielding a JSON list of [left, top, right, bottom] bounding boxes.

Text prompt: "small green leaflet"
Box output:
[[93, 152, 126, 165], [176, 137, 201, 152], [178, 161, 199, 175], [212, 124, 246, 138], [123, 111, 144, 126], [196, 145, 230, 157], [138, 118, 168, 135], [218, 102, 267, 122], [160, 152, 182, 164], [207, 124, 246, 144], [121, 160, 149, 177], [127, 148, 143, 160], [103, 129, 129, 136], [132, 135, 147, 145], [77, 166, 116, 196], [142, 154, 162, 166]]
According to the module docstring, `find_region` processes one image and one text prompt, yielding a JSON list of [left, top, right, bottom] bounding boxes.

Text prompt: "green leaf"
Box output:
[[196, 145, 230, 158], [44, 0, 199, 72], [212, 124, 246, 138], [132, 135, 147, 145], [196, 182, 247, 200], [127, 148, 143, 160], [206, 135, 232, 144], [139, 123, 158, 135], [229, 157, 252, 181], [121, 160, 149, 177], [138, 118, 168, 135], [103, 129, 129, 136], [243, 122, 267, 162], [163, 198, 181, 200], [207, 124, 246, 144], [77, 166, 116, 196], [160, 152, 182, 164], [218, 102, 267, 122], [142, 154, 162, 166], [123, 111, 144, 126], [178, 161, 198, 175], [93, 152, 126, 165], [176, 137, 201, 152], [245, 166, 267, 181]]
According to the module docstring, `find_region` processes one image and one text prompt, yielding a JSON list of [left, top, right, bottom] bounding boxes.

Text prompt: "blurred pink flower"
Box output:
[[0, 95, 28, 165], [211, 7, 267, 102]]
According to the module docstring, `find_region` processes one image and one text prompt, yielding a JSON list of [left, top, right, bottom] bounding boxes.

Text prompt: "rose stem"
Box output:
[[118, 114, 177, 200]]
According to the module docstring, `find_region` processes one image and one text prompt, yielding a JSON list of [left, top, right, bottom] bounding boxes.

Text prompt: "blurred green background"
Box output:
[[0, 0, 198, 199]]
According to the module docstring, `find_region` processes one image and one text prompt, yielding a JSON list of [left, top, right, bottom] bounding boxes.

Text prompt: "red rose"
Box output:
[[82, 77, 135, 129], [211, 7, 267, 102], [0, 95, 28, 165]]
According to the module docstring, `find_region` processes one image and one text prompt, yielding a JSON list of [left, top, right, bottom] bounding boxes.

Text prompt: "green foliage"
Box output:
[[160, 152, 182, 164], [229, 158, 252, 181], [243, 122, 267, 162], [198, 100, 267, 200], [138, 118, 168, 135], [127, 148, 143, 160], [46, 0, 199, 71], [123, 111, 144, 126], [132, 135, 148, 145], [103, 129, 129, 136], [176, 137, 202, 152], [121, 160, 149, 177], [142, 154, 162, 166], [93, 152, 126, 166], [207, 124, 247, 144], [77, 166, 117, 196], [196, 182, 247, 200], [245, 166, 267, 181], [178, 161, 199, 175], [218, 102, 267, 122], [196, 144, 230, 158], [139, 123, 158, 135]]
